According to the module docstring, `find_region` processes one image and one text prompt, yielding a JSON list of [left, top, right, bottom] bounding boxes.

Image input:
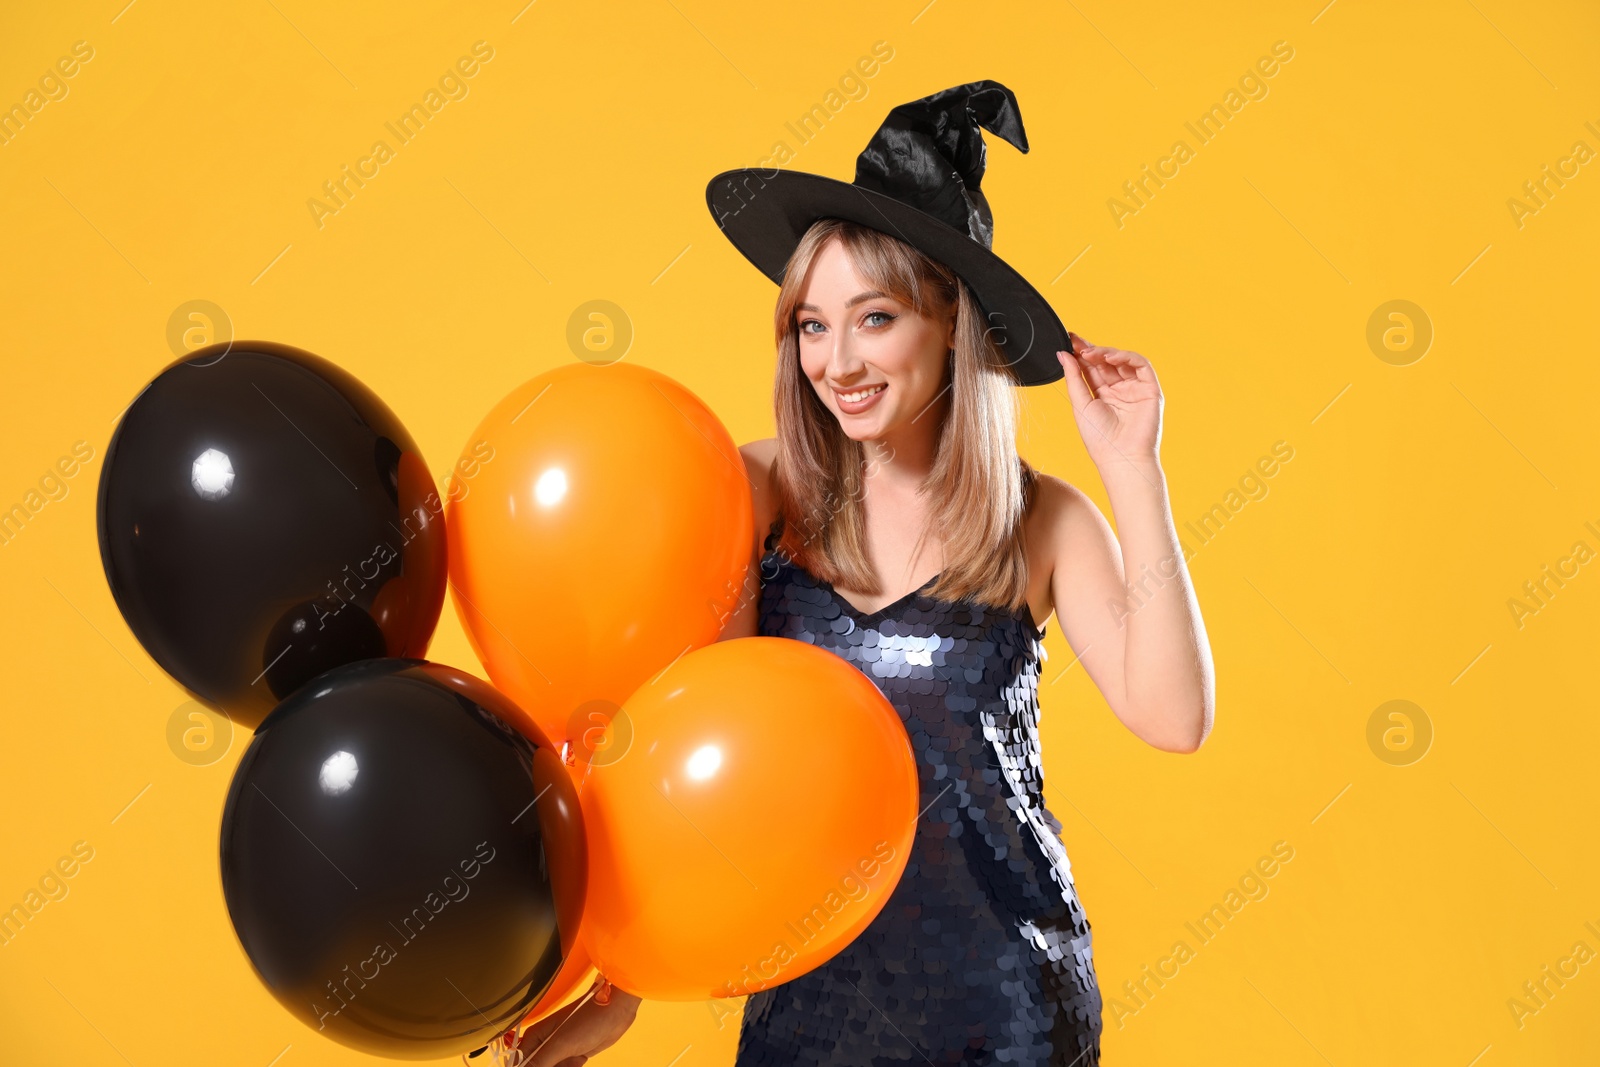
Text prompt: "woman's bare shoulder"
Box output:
[[1022, 469, 1118, 627], [1027, 469, 1114, 552], [739, 438, 779, 542], [1031, 468, 1090, 512], [738, 437, 778, 473]]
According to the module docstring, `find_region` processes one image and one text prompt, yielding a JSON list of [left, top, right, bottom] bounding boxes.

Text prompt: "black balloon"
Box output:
[[97, 341, 447, 726], [219, 659, 587, 1059]]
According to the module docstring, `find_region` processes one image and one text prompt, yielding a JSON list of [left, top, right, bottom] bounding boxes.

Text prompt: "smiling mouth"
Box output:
[[835, 384, 887, 404]]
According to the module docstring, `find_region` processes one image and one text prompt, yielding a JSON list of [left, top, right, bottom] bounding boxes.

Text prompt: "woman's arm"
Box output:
[[715, 438, 777, 643], [1045, 335, 1214, 753]]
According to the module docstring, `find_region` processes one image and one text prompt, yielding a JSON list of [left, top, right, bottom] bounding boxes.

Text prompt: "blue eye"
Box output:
[[864, 311, 895, 327]]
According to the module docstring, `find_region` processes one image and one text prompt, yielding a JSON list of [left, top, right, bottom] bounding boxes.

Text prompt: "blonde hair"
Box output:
[[765, 217, 1038, 613]]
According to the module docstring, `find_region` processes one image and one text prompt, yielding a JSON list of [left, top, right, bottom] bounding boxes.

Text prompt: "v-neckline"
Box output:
[[819, 572, 944, 625], [800, 565, 1046, 637]]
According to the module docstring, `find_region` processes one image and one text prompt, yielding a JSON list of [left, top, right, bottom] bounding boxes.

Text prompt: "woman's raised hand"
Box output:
[[1057, 332, 1164, 472]]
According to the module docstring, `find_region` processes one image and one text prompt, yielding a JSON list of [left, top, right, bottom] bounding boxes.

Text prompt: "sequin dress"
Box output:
[[735, 516, 1103, 1067]]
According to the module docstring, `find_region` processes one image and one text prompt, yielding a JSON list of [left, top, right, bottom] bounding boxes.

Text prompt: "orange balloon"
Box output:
[[446, 362, 752, 749], [579, 637, 919, 1001]]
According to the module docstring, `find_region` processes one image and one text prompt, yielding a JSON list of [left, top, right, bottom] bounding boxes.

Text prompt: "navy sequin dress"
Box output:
[[735, 516, 1103, 1067]]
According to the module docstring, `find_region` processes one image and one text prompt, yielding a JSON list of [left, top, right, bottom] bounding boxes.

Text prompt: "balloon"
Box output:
[[517, 938, 597, 1028], [464, 943, 596, 1061], [446, 361, 752, 748], [579, 637, 919, 1000], [219, 659, 585, 1059], [97, 341, 447, 726]]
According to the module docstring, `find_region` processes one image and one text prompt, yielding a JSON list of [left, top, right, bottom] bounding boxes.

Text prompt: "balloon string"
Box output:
[[469, 978, 607, 1066]]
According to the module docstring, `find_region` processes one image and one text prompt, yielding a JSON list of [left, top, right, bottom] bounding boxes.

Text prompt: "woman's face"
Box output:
[[795, 237, 955, 442]]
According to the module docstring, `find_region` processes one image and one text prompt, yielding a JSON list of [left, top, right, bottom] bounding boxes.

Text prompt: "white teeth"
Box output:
[[840, 384, 885, 403]]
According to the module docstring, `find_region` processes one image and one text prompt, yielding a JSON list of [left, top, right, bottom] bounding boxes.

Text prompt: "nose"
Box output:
[[824, 329, 866, 386]]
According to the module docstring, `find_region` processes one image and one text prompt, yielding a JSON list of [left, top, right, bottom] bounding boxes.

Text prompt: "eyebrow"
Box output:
[[797, 289, 892, 313]]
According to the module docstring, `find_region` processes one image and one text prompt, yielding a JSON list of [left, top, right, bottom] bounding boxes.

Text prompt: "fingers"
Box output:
[[1070, 332, 1148, 372], [521, 1026, 586, 1067], [518, 1003, 590, 1064], [1061, 344, 1120, 398], [522, 1000, 581, 1044], [1056, 349, 1093, 409], [1066, 333, 1116, 391], [585, 1003, 640, 1058]]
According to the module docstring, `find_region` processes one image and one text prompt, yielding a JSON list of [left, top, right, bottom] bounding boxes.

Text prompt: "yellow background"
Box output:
[[2, 0, 1597, 1063]]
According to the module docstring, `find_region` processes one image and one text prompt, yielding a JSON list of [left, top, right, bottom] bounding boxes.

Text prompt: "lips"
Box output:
[[832, 382, 888, 415]]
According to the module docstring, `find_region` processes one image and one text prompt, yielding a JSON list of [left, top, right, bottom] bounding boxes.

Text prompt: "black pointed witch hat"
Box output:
[[705, 79, 1067, 387]]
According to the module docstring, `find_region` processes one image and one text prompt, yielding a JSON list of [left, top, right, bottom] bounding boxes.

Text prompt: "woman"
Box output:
[[511, 81, 1213, 1066]]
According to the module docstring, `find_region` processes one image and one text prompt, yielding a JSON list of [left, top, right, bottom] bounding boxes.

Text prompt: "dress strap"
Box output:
[[762, 513, 785, 554]]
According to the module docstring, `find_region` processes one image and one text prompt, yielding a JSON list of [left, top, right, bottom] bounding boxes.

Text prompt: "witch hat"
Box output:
[[705, 79, 1067, 387]]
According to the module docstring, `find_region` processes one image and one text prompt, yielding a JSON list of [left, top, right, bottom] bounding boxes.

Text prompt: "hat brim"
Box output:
[[706, 168, 1067, 387]]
